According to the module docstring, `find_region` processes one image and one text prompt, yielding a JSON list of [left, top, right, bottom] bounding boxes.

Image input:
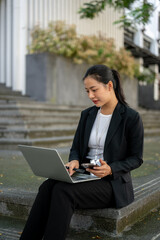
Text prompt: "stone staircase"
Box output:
[[0, 83, 81, 150], [140, 110, 160, 137], [0, 83, 160, 150]]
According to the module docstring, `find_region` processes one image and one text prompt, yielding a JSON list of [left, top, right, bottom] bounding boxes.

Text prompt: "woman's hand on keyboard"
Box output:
[[65, 160, 79, 176]]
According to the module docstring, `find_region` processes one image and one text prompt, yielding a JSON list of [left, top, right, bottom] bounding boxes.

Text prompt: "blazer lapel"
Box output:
[[83, 107, 99, 158], [104, 103, 124, 156]]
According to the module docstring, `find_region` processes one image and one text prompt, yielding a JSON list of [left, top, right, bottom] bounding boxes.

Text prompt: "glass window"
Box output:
[[143, 38, 151, 50], [124, 28, 134, 42]]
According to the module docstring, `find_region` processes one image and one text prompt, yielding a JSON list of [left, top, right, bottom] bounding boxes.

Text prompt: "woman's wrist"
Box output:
[[109, 166, 112, 175]]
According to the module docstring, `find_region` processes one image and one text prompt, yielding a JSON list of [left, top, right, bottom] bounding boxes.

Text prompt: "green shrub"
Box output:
[[28, 21, 155, 82]]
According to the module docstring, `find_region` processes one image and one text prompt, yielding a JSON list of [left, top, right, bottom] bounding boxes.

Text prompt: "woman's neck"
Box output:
[[100, 98, 118, 115]]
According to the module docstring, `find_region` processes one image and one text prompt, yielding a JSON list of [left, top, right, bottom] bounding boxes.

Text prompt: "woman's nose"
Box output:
[[88, 91, 94, 99]]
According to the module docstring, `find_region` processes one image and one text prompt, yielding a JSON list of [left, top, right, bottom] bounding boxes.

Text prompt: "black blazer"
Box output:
[[69, 102, 144, 208]]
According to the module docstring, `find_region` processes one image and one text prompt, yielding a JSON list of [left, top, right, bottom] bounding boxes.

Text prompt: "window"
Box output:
[[124, 28, 134, 42], [143, 38, 151, 51]]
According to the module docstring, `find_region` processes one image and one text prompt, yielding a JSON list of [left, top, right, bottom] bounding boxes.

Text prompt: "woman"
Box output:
[[20, 65, 144, 240]]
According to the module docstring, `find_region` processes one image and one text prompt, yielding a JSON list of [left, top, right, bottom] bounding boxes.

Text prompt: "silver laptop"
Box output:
[[18, 145, 100, 183]]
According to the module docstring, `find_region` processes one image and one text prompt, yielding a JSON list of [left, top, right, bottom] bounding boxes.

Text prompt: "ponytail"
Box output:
[[112, 69, 128, 106]]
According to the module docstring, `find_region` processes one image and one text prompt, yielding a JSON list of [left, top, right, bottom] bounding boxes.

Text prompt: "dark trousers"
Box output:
[[20, 178, 114, 240]]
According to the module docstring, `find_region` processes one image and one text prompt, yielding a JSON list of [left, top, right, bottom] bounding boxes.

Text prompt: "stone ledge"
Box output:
[[0, 177, 160, 236], [70, 177, 160, 235]]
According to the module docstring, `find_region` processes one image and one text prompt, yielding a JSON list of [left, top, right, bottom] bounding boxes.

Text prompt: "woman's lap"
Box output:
[[42, 178, 114, 209]]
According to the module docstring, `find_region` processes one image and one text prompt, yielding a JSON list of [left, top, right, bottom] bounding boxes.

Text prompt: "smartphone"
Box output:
[[81, 163, 97, 169]]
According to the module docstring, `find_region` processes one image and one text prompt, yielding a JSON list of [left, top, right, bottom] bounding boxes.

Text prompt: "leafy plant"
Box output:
[[78, 0, 155, 27], [134, 66, 156, 84], [28, 21, 155, 83]]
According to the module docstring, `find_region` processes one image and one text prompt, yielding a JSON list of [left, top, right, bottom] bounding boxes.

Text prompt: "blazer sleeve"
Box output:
[[68, 112, 83, 162], [109, 111, 144, 179]]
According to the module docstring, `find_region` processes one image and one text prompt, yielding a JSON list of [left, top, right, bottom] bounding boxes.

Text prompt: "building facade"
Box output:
[[1, 0, 160, 107], [124, 0, 160, 104], [0, 0, 123, 94]]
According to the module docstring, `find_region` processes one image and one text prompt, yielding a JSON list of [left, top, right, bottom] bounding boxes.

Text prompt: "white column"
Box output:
[[150, 64, 159, 101], [48, 0, 52, 22], [39, 0, 44, 27], [44, 0, 48, 28], [34, 0, 39, 25], [19, 0, 27, 94], [150, 39, 158, 56], [0, 0, 6, 84], [12, 0, 27, 93], [6, 0, 12, 87], [27, 0, 33, 47], [12, 0, 20, 90], [134, 30, 143, 48]]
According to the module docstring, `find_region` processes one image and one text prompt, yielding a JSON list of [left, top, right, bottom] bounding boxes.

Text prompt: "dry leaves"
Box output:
[[92, 236, 102, 239]]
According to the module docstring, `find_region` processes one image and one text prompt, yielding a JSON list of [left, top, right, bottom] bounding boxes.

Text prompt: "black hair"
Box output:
[[83, 64, 128, 106]]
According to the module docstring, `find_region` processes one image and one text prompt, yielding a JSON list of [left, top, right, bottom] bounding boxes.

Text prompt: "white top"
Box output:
[[87, 109, 112, 161]]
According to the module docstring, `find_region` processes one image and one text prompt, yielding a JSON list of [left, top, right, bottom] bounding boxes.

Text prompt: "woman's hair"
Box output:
[[83, 64, 128, 106]]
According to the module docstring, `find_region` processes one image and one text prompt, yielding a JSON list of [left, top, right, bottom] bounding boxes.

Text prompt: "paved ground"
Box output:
[[0, 138, 160, 192], [0, 138, 160, 239]]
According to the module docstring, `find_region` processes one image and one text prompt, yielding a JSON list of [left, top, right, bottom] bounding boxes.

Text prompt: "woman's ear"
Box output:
[[108, 81, 113, 91]]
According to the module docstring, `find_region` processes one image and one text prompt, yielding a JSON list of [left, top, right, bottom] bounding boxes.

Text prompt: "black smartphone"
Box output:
[[81, 163, 97, 169]]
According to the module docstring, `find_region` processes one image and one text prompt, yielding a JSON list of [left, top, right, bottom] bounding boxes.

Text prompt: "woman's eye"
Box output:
[[92, 89, 97, 92]]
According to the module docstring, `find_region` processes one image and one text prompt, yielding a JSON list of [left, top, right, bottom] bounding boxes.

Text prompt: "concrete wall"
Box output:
[[26, 53, 91, 106], [122, 76, 138, 109], [26, 53, 138, 108]]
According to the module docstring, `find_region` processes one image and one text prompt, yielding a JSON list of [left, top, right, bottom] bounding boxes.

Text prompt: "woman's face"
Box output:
[[84, 76, 112, 107]]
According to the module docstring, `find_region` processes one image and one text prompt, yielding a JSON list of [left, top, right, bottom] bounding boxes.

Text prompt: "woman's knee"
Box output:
[[38, 178, 55, 193]]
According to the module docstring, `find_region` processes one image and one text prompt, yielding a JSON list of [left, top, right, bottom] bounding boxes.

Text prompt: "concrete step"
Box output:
[[1, 117, 160, 130], [0, 119, 78, 129], [0, 99, 29, 104], [143, 123, 160, 128], [142, 119, 160, 124], [0, 126, 76, 139], [141, 115, 160, 121], [0, 95, 33, 102], [1, 111, 159, 123], [0, 135, 74, 150], [142, 118, 160, 123], [0, 103, 83, 112], [1, 105, 159, 123], [140, 109, 160, 114], [1, 127, 159, 139], [0, 177, 159, 236], [0, 131, 159, 151], [0, 112, 80, 121], [3, 103, 158, 117], [0, 89, 23, 96], [144, 128, 160, 136], [0, 83, 12, 91]]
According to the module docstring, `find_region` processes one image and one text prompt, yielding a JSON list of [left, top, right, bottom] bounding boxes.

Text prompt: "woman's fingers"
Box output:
[[65, 160, 79, 176], [86, 168, 106, 177], [86, 163, 112, 177]]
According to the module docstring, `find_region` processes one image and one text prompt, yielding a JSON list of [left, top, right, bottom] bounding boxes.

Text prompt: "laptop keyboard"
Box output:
[[71, 173, 98, 181]]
